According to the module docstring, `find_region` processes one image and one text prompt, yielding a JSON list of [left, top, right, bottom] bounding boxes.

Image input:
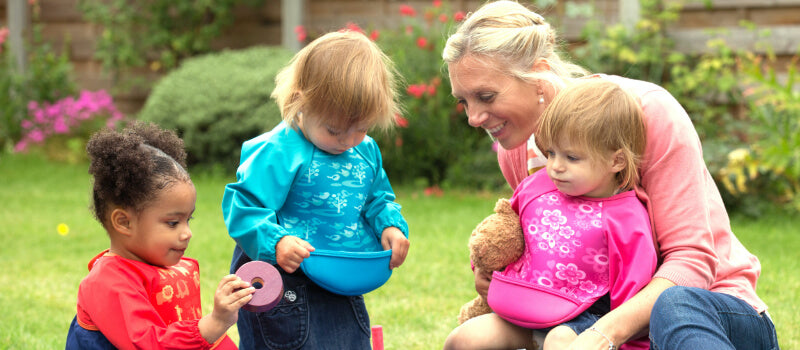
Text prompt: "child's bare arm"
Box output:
[[198, 275, 255, 344]]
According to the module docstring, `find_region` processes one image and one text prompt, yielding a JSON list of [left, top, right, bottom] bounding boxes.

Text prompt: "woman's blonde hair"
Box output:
[[272, 30, 401, 132], [443, 0, 588, 90], [537, 79, 646, 192]]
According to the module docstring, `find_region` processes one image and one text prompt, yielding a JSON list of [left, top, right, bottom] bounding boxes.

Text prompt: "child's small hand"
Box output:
[[213, 274, 255, 324], [380, 227, 409, 269], [473, 266, 492, 299], [199, 274, 255, 343], [276, 235, 315, 273]]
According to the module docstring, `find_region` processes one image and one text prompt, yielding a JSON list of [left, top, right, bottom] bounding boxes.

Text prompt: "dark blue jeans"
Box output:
[[231, 246, 371, 350], [65, 316, 115, 350], [650, 286, 779, 350]]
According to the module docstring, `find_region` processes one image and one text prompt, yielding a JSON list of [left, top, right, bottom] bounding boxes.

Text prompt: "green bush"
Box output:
[[79, 0, 265, 76], [568, 0, 800, 213], [138, 46, 293, 171], [366, 2, 502, 189], [718, 53, 800, 213]]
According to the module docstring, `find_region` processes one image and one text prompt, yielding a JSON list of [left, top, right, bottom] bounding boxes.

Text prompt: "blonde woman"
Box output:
[[443, 1, 776, 349]]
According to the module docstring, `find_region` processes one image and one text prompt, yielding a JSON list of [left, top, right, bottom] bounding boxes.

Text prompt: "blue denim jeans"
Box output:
[[650, 286, 779, 350], [65, 316, 116, 350], [231, 246, 371, 350]]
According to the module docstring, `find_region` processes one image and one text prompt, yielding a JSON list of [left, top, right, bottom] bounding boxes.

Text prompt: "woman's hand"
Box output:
[[381, 227, 410, 269], [564, 277, 675, 350], [275, 235, 314, 273]]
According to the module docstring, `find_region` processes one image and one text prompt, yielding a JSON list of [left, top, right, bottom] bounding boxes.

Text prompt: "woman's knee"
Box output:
[[654, 286, 703, 312], [652, 286, 711, 328]]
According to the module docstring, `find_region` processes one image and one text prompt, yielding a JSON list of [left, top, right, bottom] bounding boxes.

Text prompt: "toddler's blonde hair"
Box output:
[[537, 79, 646, 192], [272, 30, 401, 132]]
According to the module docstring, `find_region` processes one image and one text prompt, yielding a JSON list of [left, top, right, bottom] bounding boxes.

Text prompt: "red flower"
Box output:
[[416, 37, 428, 49], [432, 0, 442, 8], [439, 13, 449, 23], [427, 84, 437, 96], [394, 114, 409, 128], [424, 10, 435, 23], [399, 4, 416, 17], [369, 30, 380, 41], [294, 25, 307, 43], [424, 185, 444, 197], [395, 137, 403, 147], [454, 11, 466, 22], [342, 22, 365, 34], [407, 84, 427, 99], [455, 103, 465, 113]]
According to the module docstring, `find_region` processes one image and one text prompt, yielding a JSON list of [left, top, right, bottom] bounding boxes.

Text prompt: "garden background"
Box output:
[[2, 0, 799, 348]]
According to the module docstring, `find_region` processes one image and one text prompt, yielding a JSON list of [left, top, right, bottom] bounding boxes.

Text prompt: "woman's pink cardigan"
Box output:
[[498, 74, 766, 312]]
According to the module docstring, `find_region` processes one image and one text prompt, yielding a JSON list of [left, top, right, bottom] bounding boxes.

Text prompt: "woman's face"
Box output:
[[448, 55, 545, 150]]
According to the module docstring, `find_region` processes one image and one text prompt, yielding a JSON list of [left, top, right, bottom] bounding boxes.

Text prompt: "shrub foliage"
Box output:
[[138, 46, 293, 171]]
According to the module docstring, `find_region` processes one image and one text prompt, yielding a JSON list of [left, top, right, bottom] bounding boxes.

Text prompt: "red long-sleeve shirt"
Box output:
[[74, 250, 236, 349]]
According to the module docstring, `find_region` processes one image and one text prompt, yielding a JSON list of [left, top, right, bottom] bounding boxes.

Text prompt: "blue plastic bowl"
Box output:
[[300, 249, 393, 296]]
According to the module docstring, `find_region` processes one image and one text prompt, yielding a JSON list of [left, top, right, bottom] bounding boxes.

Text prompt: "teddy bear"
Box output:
[[457, 198, 525, 324]]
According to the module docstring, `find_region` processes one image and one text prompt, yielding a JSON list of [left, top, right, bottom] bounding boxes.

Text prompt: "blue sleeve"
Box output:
[[358, 138, 409, 239], [221, 124, 310, 263]]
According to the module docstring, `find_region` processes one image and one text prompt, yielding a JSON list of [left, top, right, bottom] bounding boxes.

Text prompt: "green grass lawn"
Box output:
[[0, 152, 797, 349]]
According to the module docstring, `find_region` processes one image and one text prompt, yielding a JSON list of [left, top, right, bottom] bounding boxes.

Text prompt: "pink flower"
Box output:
[[14, 89, 126, 153], [28, 129, 45, 142], [0, 27, 8, 52], [53, 116, 69, 134], [432, 0, 442, 8], [369, 30, 380, 41], [416, 37, 428, 49], [454, 11, 466, 22], [438, 14, 449, 23], [399, 4, 416, 17], [13, 140, 28, 153], [294, 25, 307, 42]]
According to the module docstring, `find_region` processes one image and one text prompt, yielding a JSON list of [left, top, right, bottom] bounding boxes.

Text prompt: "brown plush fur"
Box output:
[[457, 198, 525, 324]]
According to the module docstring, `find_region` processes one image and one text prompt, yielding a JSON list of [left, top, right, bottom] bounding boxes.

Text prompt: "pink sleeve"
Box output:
[[636, 89, 721, 288]]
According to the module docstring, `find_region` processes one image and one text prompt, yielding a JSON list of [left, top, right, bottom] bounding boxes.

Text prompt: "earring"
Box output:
[[538, 95, 545, 105]]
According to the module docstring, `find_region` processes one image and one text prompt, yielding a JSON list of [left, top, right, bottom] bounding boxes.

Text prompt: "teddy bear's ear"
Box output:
[[494, 198, 514, 215]]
